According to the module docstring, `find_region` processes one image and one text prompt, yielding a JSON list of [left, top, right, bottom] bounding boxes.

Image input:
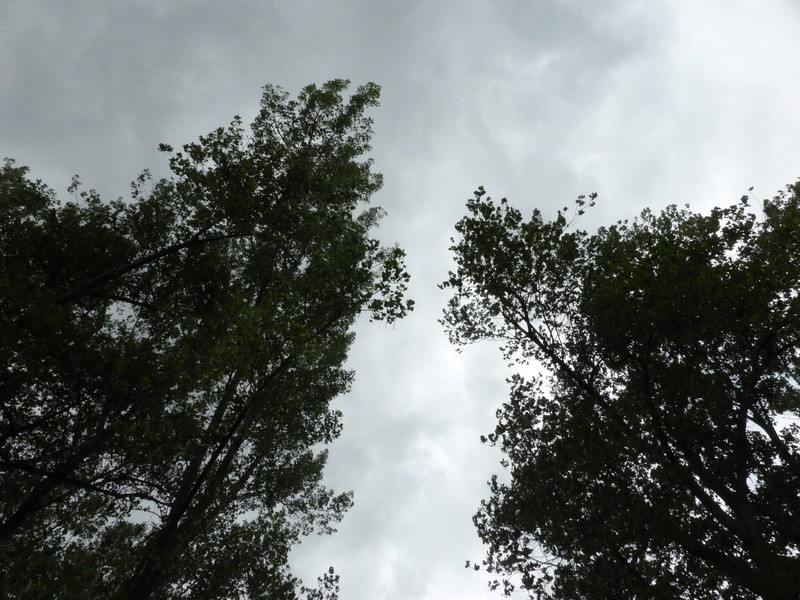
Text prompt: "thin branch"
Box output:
[[56, 229, 248, 304]]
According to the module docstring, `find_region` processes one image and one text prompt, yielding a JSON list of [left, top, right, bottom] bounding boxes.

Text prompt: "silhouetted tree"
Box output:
[[0, 79, 412, 599], [443, 185, 800, 599]]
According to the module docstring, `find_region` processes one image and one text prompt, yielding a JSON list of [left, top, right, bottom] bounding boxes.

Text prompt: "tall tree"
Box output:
[[0, 79, 412, 598], [442, 186, 800, 599]]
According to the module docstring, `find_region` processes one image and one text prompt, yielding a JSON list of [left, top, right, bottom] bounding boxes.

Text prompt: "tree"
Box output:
[[0, 79, 412, 598], [442, 185, 800, 599]]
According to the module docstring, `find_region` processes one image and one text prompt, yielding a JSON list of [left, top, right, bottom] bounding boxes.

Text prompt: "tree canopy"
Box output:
[[442, 185, 800, 599], [0, 79, 412, 599]]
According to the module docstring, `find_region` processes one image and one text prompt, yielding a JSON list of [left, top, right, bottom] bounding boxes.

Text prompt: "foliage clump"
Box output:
[[443, 183, 800, 599], [0, 80, 412, 599]]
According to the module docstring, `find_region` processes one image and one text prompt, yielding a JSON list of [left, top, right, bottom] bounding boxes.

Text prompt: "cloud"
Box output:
[[3, 1, 800, 598]]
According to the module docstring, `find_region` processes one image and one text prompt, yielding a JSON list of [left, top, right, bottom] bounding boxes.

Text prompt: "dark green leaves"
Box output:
[[444, 183, 800, 599], [1, 81, 411, 599]]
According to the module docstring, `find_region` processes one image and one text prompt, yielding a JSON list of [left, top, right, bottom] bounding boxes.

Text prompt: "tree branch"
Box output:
[[56, 229, 248, 304]]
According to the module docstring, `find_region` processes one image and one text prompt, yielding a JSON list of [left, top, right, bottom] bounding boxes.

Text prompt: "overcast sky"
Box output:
[[3, 1, 800, 598]]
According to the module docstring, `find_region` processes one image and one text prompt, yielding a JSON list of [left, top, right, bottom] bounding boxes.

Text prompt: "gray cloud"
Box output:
[[3, 1, 800, 598]]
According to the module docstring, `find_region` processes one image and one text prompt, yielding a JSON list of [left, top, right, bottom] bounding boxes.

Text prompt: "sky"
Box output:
[[3, 1, 800, 598]]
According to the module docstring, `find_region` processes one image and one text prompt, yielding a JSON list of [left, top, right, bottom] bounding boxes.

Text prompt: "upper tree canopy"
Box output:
[[0, 80, 412, 599], [442, 185, 800, 599]]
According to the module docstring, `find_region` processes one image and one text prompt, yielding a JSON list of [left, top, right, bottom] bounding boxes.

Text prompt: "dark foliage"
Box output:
[[0, 80, 412, 599], [443, 185, 800, 599]]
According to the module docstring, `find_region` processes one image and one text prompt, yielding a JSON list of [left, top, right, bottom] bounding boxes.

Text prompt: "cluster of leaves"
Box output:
[[442, 185, 800, 599], [0, 80, 412, 598]]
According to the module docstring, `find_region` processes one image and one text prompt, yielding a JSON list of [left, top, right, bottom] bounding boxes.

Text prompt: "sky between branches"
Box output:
[[3, 1, 800, 598]]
